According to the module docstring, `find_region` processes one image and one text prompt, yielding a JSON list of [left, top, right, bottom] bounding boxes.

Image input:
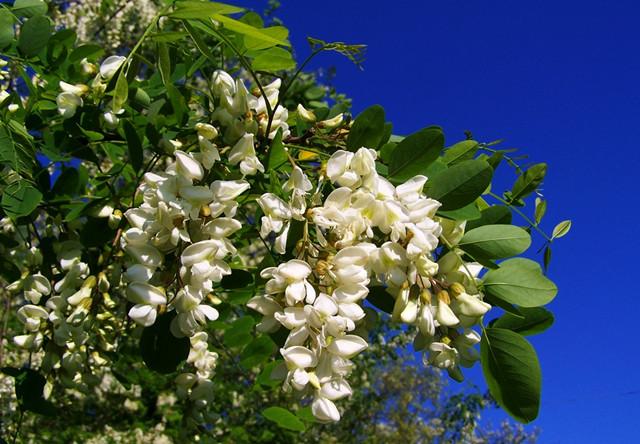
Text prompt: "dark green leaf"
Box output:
[[438, 202, 481, 221], [2, 368, 55, 415], [221, 269, 254, 289], [2, 181, 42, 218], [12, 0, 47, 17], [481, 328, 541, 423], [459, 224, 531, 259], [140, 313, 190, 374], [224, 317, 255, 348], [240, 335, 276, 368], [68, 44, 104, 63], [425, 159, 493, 211], [482, 258, 557, 307], [262, 406, 306, 432], [466, 205, 512, 231], [492, 307, 554, 336], [346, 105, 385, 151], [388, 126, 443, 183], [52, 167, 80, 196], [367, 286, 394, 313], [18, 15, 51, 57], [0, 10, 14, 49], [511, 163, 547, 202], [123, 120, 143, 171]]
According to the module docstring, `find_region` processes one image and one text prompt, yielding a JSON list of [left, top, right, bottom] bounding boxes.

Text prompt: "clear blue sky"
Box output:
[[236, 0, 640, 442]]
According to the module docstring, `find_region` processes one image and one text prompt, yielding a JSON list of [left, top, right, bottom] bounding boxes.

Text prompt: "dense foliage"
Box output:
[[0, 0, 568, 442]]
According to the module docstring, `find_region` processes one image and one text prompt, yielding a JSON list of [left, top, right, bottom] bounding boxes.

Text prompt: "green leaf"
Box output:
[[2, 181, 42, 218], [267, 128, 287, 170], [346, 105, 385, 151], [123, 120, 143, 171], [212, 14, 290, 47], [482, 258, 557, 307], [251, 47, 295, 72], [245, 26, 289, 50], [140, 313, 190, 374], [17, 15, 51, 57], [492, 307, 554, 336], [543, 245, 552, 271], [112, 70, 129, 113], [459, 224, 531, 259], [262, 407, 306, 432], [534, 197, 546, 224], [0, 10, 15, 49], [481, 328, 541, 423], [466, 205, 512, 231], [388, 126, 443, 183], [158, 42, 172, 86], [240, 335, 276, 368], [552, 220, 571, 239], [2, 368, 55, 415], [224, 316, 255, 348], [52, 167, 80, 196], [220, 269, 254, 289], [425, 159, 493, 211], [12, 0, 47, 17], [510, 163, 547, 202], [367, 286, 394, 313], [171, 1, 245, 19], [68, 44, 104, 63], [437, 201, 481, 221], [442, 139, 479, 165]]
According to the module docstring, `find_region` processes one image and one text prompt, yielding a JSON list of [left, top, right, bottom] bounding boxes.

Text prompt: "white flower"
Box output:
[[100, 55, 126, 80], [57, 92, 83, 118], [175, 150, 204, 181], [312, 396, 341, 422], [281, 346, 317, 369], [228, 133, 264, 176], [327, 335, 368, 358], [296, 103, 316, 122]]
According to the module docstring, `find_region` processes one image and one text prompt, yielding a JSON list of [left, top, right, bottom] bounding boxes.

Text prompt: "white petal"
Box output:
[[327, 335, 368, 358], [312, 396, 340, 422]]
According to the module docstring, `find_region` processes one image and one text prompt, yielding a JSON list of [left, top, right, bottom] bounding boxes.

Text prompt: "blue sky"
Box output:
[[234, 0, 640, 441]]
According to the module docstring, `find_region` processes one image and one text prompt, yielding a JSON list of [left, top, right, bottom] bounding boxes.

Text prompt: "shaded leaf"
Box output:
[[425, 159, 493, 211], [388, 126, 443, 183], [262, 406, 306, 432], [346, 105, 385, 151], [492, 307, 554, 336], [481, 328, 541, 423]]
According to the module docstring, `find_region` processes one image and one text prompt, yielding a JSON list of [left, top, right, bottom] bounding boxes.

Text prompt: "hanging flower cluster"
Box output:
[[2, 4, 565, 433]]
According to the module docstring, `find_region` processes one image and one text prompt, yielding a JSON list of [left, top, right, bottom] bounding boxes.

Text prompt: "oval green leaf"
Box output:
[[552, 220, 572, 239], [459, 224, 531, 259], [481, 327, 541, 423], [262, 406, 306, 432], [466, 205, 512, 231], [18, 15, 51, 57], [482, 258, 557, 307], [2, 181, 42, 218], [492, 307, 554, 336], [346, 105, 385, 151], [388, 126, 444, 183], [251, 47, 296, 72], [425, 159, 493, 211]]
